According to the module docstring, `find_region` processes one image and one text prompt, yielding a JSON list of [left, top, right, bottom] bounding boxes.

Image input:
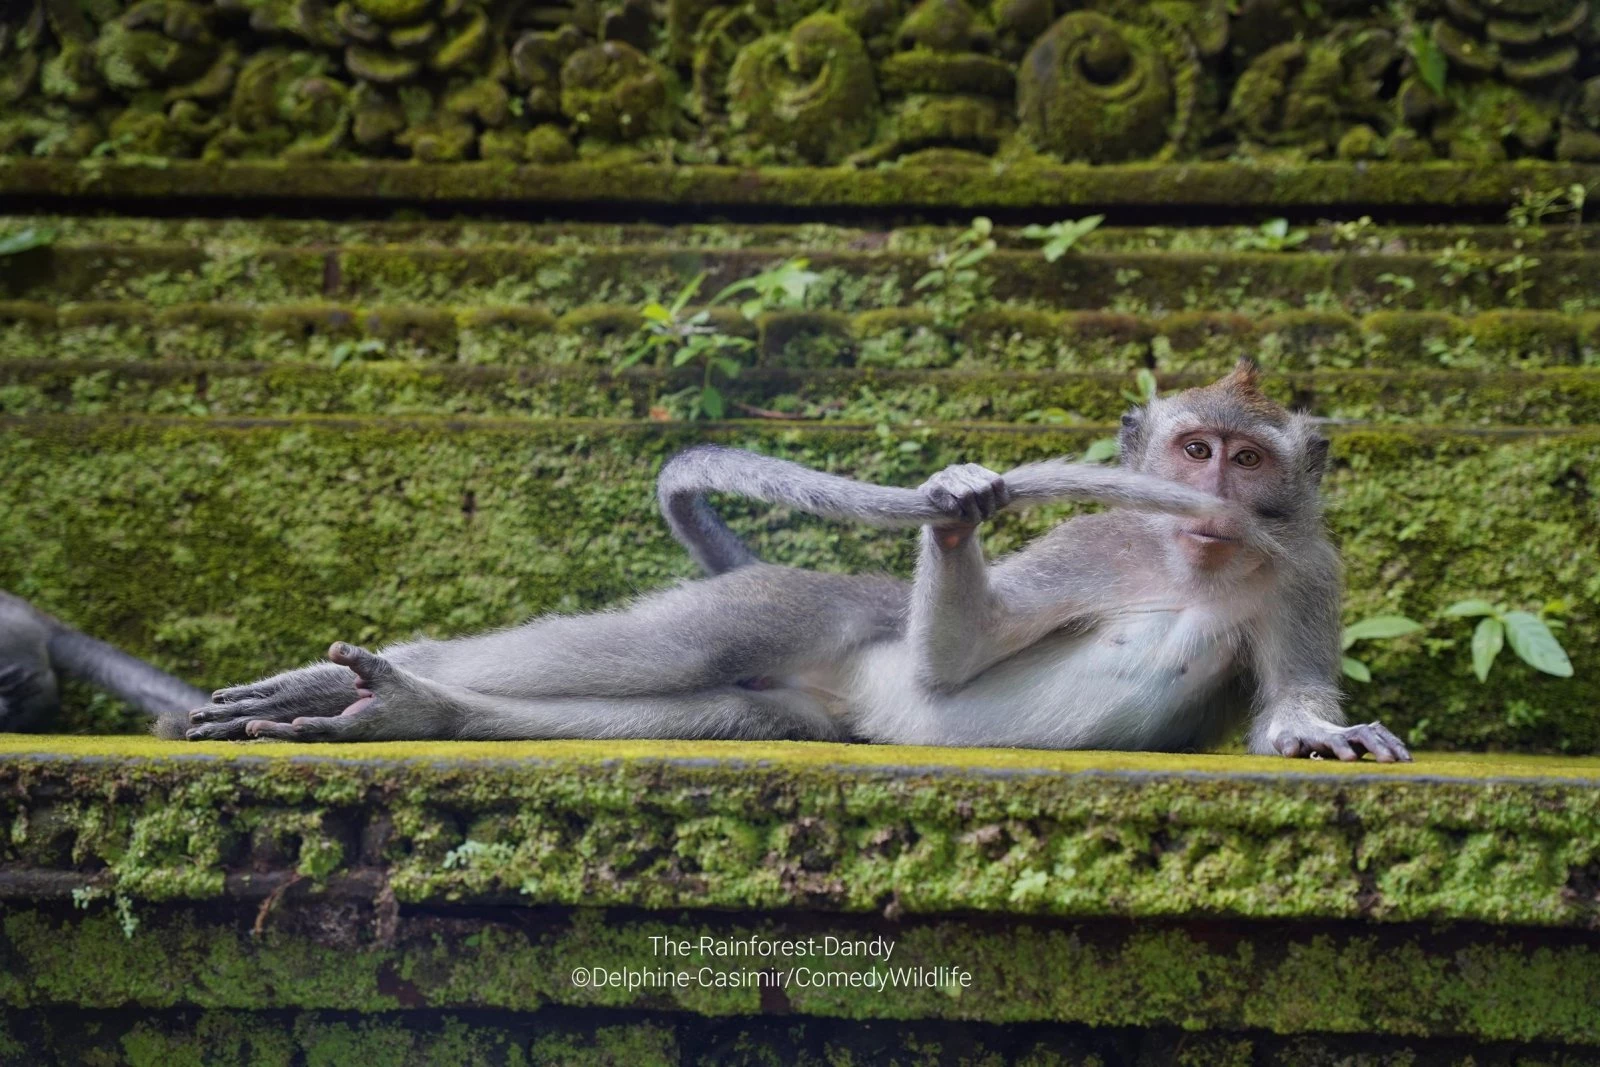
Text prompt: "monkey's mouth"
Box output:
[[1180, 528, 1237, 544]]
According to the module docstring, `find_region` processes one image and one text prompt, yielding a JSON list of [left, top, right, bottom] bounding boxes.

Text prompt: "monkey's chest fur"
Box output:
[[845, 603, 1244, 750]]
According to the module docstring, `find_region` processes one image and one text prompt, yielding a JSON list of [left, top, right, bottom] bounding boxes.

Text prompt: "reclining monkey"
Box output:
[[162, 360, 1409, 761]]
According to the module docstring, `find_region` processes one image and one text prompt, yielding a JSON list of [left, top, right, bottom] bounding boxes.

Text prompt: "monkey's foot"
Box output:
[[241, 643, 437, 742], [1276, 721, 1412, 763], [185, 662, 355, 740]]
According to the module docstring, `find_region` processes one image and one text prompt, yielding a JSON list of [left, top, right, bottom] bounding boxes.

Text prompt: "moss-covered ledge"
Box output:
[[3, 738, 1600, 927], [6, 740, 1600, 1050], [4, 161, 1600, 209]]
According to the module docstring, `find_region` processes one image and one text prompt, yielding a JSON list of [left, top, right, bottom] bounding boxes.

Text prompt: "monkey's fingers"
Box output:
[[186, 717, 258, 741], [1347, 721, 1411, 763], [1325, 733, 1360, 762], [245, 714, 368, 742]]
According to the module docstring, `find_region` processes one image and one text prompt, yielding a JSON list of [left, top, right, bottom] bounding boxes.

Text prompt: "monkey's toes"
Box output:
[[327, 642, 391, 686]]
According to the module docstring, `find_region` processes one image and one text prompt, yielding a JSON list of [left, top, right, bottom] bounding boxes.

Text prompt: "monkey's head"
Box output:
[[1118, 358, 1329, 574]]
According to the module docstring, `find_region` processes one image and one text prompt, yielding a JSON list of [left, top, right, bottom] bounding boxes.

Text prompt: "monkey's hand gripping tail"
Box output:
[[174, 365, 1409, 763]]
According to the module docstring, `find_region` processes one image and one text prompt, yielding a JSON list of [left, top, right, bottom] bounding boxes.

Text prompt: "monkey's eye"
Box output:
[[1183, 441, 1211, 460], [1234, 449, 1262, 468]]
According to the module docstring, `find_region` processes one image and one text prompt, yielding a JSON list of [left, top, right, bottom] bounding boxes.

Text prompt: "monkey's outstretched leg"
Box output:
[[184, 564, 906, 740], [238, 644, 842, 743]]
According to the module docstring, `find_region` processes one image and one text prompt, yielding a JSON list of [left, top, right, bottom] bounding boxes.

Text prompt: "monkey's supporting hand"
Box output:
[[1272, 720, 1412, 763]]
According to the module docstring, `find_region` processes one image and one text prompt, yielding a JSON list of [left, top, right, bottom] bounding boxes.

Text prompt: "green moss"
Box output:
[[726, 16, 878, 165], [3, 751, 1600, 1038]]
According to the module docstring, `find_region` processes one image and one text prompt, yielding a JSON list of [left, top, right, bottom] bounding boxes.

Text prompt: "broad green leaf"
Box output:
[[1411, 26, 1448, 96], [913, 270, 941, 290], [970, 216, 993, 237], [1081, 437, 1120, 463], [1262, 217, 1288, 239], [700, 385, 724, 419], [669, 273, 706, 314], [1341, 615, 1423, 644], [0, 226, 56, 256], [1471, 616, 1505, 683], [641, 302, 672, 324], [714, 356, 743, 377], [1443, 598, 1497, 618], [953, 246, 990, 269], [1021, 224, 1049, 239], [672, 346, 700, 366], [1502, 611, 1574, 677], [1341, 656, 1371, 683]]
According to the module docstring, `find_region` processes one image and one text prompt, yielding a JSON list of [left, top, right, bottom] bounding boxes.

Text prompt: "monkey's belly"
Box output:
[[850, 608, 1239, 749]]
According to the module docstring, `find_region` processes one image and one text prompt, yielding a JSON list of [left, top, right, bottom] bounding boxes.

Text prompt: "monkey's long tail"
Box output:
[[657, 445, 1233, 576], [1, 593, 208, 719]]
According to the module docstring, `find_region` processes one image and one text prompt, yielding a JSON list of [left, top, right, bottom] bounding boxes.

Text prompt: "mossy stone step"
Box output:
[[5, 160, 1599, 209], [2, 740, 1600, 1046], [0, 417, 1593, 749], [6, 361, 1600, 427], [6, 301, 1598, 372], [7, 1010, 1562, 1067], [16, 215, 1600, 254], [5, 242, 1597, 315]]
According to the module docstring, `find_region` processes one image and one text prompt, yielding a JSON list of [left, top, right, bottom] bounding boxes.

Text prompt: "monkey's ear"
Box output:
[[1119, 412, 1145, 461], [1305, 436, 1330, 484]]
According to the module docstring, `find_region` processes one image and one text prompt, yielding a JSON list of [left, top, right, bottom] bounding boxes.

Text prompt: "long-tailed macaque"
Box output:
[[165, 360, 1409, 761]]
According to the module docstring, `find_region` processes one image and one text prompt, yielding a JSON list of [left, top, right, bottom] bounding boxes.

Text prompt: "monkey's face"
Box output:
[[1146, 424, 1285, 575]]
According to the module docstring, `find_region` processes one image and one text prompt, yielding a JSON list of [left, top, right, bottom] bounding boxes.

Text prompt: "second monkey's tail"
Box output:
[[656, 445, 1230, 576]]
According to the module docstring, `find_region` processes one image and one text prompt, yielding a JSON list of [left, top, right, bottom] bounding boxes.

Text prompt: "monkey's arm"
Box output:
[[658, 446, 1230, 575], [904, 468, 1135, 693], [1243, 553, 1411, 762]]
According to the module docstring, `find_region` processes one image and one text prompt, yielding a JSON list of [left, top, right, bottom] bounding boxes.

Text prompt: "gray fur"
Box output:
[[1, 591, 207, 731], [176, 365, 1408, 762]]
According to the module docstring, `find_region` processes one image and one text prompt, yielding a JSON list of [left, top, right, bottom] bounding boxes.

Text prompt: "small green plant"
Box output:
[[1442, 598, 1573, 682], [0, 224, 56, 256], [1330, 215, 1377, 248], [709, 256, 822, 318], [329, 338, 387, 367], [623, 273, 752, 420], [1422, 332, 1478, 367], [621, 258, 819, 420], [1235, 217, 1309, 252], [1375, 272, 1415, 306], [72, 885, 139, 939], [914, 216, 996, 326], [1021, 214, 1105, 262], [1508, 184, 1586, 231], [1495, 252, 1540, 307], [1431, 239, 1489, 290], [443, 839, 519, 869], [1340, 614, 1422, 682]]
